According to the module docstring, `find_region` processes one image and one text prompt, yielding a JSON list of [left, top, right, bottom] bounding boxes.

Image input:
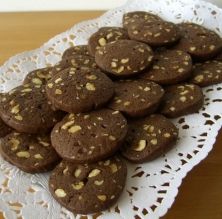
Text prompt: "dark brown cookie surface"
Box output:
[[0, 84, 64, 133], [121, 114, 178, 163], [190, 61, 222, 87], [0, 132, 60, 173], [46, 67, 114, 113], [49, 157, 127, 214], [51, 55, 97, 75], [128, 20, 180, 47], [161, 84, 204, 118], [0, 118, 12, 138], [123, 11, 162, 29], [62, 45, 90, 59], [88, 27, 128, 56], [23, 67, 54, 85], [140, 49, 192, 85], [215, 50, 222, 61], [175, 23, 222, 60], [95, 40, 153, 77], [51, 109, 128, 163], [108, 80, 164, 117]]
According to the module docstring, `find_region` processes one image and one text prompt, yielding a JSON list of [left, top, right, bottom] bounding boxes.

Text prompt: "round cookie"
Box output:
[[127, 20, 180, 47], [140, 49, 192, 85], [88, 27, 129, 56], [23, 67, 54, 85], [51, 109, 128, 163], [62, 45, 90, 59], [0, 84, 64, 133], [161, 84, 204, 118], [46, 67, 114, 113], [121, 114, 178, 163], [49, 156, 127, 214], [0, 118, 12, 138], [51, 55, 97, 75], [95, 40, 154, 77], [123, 11, 162, 29], [190, 61, 222, 87], [0, 132, 60, 173], [175, 23, 222, 60], [108, 80, 164, 117]]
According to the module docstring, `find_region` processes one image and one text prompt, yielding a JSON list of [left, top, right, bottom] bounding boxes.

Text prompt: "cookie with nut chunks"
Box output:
[[161, 84, 204, 118], [51, 55, 97, 75], [140, 49, 192, 85], [95, 40, 153, 77], [190, 61, 222, 87], [0, 132, 60, 173], [62, 45, 90, 59], [23, 67, 54, 85], [108, 79, 164, 117], [51, 109, 128, 163], [88, 27, 128, 56], [127, 20, 180, 47], [0, 84, 64, 133], [49, 156, 127, 214], [123, 11, 162, 29], [46, 67, 114, 113], [174, 23, 222, 60], [121, 114, 178, 163]]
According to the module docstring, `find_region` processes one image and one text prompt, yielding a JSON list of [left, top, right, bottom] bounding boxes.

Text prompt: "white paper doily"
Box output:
[[1, 0, 222, 219]]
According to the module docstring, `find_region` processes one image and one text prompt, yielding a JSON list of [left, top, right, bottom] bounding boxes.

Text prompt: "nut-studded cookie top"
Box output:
[[161, 84, 204, 118], [190, 61, 222, 87], [51, 55, 97, 75], [121, 114, 178, 163], [127, 20, 180, 47], [62, 45, 90, 59], [88, 27, 129, 56], [108, 80, 164, 117], [0, 84, 64, 133], [51, 109, 128, 163], [0, 132, 60, 173], [49, 156, 127, 214], [175, 23, 222, 60], [46, 67, 114, 113], [122, 11, 162, 29], [23, 67, 54, 85], [95, 40, 154, 76], [140, 49, 192, 85]]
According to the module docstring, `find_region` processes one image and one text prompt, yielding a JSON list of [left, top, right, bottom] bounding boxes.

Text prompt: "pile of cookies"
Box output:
[[0, 11, 222, 215]]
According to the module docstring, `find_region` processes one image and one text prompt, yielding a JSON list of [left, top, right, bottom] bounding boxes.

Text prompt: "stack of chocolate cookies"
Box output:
[[0, 11, 222, 215]]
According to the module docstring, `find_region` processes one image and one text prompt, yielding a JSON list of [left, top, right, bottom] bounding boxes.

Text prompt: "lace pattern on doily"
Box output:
[[0, 0, 222, 218]]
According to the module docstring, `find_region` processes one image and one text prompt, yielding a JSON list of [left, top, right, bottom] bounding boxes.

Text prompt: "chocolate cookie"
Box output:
[[51, 55, 97, 75], [123, 11, 162, 29], [51, 109, 128, 163], [0, 132, 60, 173], [49, 156, 127, 214], [175, 23, 222, 60], [161, 84, 204, 118], [140, 49, 192, 85], [215, 50, 222, 61], [121, 114, 178, 163], [46, 67, 114, 113], [88, 27, 128, 56], [95, 40, 153, 77], [62, 45, 90, 59], [128, 20, 180, 47], [0, 84, 64, 133], [23, 67, 54, 85], [190, 61, 222, 87], [0, 118, 12, 138], [108, 80, 164, 117]]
